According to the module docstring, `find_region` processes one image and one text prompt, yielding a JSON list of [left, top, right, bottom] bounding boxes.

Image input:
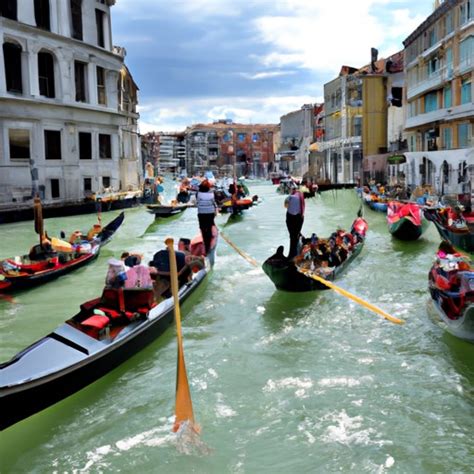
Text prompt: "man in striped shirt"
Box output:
[[284, 188, 305, 258]]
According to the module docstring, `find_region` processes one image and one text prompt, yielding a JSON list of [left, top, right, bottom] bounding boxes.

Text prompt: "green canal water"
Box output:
[[1, 183, 474, 472]]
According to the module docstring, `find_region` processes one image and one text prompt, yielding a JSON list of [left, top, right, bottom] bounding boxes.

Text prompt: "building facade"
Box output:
[[184, 121, 279, 177], [0, 0, 140, 205], [403, 0, 473, 195], [276, 105, 313, 177]]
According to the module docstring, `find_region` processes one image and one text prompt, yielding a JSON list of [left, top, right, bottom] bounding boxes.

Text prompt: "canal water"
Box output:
[[1, 182, 473, 472]]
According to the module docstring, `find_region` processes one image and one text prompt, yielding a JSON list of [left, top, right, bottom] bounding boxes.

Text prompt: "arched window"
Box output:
[[3, 42, 22, 93], [34, 0, 50, 30], [0, 0, 17, 20], [38, 51, 55, 98]]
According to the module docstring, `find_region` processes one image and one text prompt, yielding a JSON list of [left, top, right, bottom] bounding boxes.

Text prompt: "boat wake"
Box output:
[[175, 421, 212, 456]]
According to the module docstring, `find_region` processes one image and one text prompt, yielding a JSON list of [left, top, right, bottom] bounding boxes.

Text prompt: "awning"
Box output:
[[387, 155, 406, 164]]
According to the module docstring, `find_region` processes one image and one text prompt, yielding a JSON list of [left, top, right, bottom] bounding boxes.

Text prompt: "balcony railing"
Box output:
[[407, 67, 446, 99]]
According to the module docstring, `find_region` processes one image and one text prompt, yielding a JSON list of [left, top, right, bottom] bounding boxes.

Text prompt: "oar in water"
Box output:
[[165, 238, 199, 434], [297, 267, 404, 325], [219, 231, 258, 267]]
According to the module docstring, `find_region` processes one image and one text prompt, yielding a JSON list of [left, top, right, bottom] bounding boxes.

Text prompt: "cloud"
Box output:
[[239, 70, 297, 80]]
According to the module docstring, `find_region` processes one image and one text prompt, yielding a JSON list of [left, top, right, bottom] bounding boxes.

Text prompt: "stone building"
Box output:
[[0, 0, 140, 205], [402, 0, 473, 196]]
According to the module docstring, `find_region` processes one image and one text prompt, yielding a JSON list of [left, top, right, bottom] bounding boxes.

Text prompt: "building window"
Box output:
[[428, 28, 437, 48], [353, 116, 362, 136], [84, 177, 92, 192], [445, 47, 453, 77], [102, 176, 110, 188], [427, 56, 439, 77], [443, 127, 452, 149], [74, 61, 87, 102], [79, 132, 92, 159], [3, 42, 22, 93], [95, 9, 105, 47], [38, 51, 55, 98], [445, 11, 453, 34], [443, 85, 452, 108], [457, 123, 471, 147], [99, 134, 111, 158], [238, 133, 246, 142], [50, 179, 60, 198], [96, 66, 106, 105], [459, 1, 472, 25], [424, 91, 438, 113], [0, 0, 17, 20], [252, 133, 260, 142], [9, 129, 30, 159], [44, 130, 61, 160], [459, 36, 473, 67], [34, 0, 50, 30], [70, 0, 83, 41], [461, 77, 472, 104], [391, 87, 403, 107]]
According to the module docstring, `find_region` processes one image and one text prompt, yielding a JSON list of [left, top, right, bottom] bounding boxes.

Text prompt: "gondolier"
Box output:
[[285, 187, 305, 258], [196, 180, 218, 255]]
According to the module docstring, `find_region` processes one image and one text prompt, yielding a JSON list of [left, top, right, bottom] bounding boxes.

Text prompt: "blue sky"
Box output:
[[112, 0, 434, 132]]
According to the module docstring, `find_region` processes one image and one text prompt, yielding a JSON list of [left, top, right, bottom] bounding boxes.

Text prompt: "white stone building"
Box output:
[[0, 0, 140, 205]]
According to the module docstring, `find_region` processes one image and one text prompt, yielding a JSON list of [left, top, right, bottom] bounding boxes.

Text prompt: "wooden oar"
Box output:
[[297, 267, 404, 325], [219, 231, 258, 267], [165, 238, 199, 434]]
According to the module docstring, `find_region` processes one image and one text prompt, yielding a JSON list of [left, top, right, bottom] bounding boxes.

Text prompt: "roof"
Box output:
[[186, 123, 280, 133]]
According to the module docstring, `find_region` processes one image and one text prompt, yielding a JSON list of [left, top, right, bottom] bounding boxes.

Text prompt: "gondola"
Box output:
[[360, 190, 389, 213], [146, 203, 189, 218], [387, 201, 429, 240], [428, 246, 474, 343], [424, 207, 474, 253], [0, 212, 124, 293], [0, 230, 217, 430], [219, 197, 254, 215], [262, 215, 368, 292]]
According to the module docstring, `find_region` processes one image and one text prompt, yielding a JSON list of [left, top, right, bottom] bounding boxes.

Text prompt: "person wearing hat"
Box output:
[[196, 180, 218, 255]]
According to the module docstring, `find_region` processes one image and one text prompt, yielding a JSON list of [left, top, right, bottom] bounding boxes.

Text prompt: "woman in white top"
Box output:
[[196, 181, 217, 254]]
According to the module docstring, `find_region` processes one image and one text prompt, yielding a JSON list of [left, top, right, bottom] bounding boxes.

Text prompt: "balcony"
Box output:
[[407, 67, 447, 100], [458, 54, 474, 75]]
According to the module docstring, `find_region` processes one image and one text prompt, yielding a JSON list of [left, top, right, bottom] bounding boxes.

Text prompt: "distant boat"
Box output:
[[146, 203, 189, 218], [387, 201, 429, 240]]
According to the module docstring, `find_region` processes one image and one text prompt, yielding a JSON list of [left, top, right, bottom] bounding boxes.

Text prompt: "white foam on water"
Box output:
[[319, 410, 390, 447], [263, 377, 313, 393], [208, 368, 218, 378], [216, 403, 237, 418], [318, 375, 373, 388], [246, 268, 263, 276], [256, 305, 265, 314], [385, 455, 395, 468], [357, 357, 374, 365], [351, 399, 363, 407]]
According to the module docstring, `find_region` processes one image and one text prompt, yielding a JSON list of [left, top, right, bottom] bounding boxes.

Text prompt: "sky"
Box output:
[[112, 0, 435, 133]]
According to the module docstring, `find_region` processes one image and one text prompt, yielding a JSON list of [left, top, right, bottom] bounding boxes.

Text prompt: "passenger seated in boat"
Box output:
[[447, 206, 467, 229], [86, 223, 102, 240], [28, 237, 57, 261], [105, 258, 128, 288]]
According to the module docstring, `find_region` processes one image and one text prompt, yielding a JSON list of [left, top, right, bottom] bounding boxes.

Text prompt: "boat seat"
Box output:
[[80, 314, 110, 339], [100, 288, 155, 312]]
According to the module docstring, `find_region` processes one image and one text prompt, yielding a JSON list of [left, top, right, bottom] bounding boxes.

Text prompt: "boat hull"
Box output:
[[388, 217, 429, 241], [263, 239, 364, 292], [146, 204, 187, 218]]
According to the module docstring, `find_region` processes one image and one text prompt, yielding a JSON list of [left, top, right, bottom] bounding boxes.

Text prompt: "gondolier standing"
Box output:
[[197, 181, 218, 255], [285, 187, 305, 258]]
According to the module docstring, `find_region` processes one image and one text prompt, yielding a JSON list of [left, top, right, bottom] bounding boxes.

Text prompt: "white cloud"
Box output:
[[239, 70, 297, 80], [137, 94, 321, 133], [254, 0, 429, 74]]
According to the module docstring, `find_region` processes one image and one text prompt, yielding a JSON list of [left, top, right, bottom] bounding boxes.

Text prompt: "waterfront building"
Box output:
[[276, 105, 313, 177], [308, 103, 326, 181], [0, 0, 140, 205], [185, 120, 279, 177], [402, 0, 473, 196], [157, 132, 186, 174]]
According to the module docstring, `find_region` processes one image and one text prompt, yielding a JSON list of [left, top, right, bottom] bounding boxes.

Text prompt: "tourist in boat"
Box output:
[[284, 186, 305, 258], [196, 180, 218, 255]]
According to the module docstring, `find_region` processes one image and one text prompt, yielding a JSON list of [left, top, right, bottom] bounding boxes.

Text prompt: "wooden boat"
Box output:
[[0, 230, 217, 430], [428, 248, 474, 343], [262, 216, 368, 292], [387, 201, 429, 240], [146, 203, 189, 218], [0, 212, 124, 293], [424, 207, 474, 253], [360, 190, 389, 213], [219, 197, 254, 215]]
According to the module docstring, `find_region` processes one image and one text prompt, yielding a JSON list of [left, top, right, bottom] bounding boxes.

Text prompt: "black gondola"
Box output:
[[146, 203, 189, 218], [262, 216, 368, 291], [0, 232, 217, 430], [424, 207, 474, 253], [0, 212, 124, 293]]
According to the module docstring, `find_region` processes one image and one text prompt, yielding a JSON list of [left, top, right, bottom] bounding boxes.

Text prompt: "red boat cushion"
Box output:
[[96, 307, 121, 319], [81, 315, 110, 329], [101, 288, 155, 311]]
